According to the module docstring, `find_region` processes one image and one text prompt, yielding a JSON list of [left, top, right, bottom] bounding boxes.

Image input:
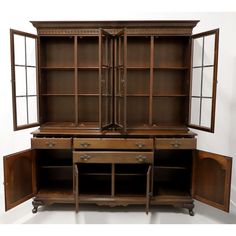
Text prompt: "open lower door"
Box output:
[[4, 149, 36, 211], [192, 150, 232, 212]]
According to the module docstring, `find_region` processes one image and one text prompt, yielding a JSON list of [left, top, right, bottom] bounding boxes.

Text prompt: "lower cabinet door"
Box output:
[[192, 150, 232, 212], [3, 149, 36, 211]]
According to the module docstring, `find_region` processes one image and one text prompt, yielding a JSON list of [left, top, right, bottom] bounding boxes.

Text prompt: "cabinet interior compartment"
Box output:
[[154, 36, 189, 68], [78, 69, 99, 94], [41, 95, 75, 125], [127, 36, 150, 67], [78, 96, 99, 127], [40, 36, 74, 68], [127, 97, 149, 128], [37, 150, 73, 192], [152, 97, 188, 127], [78, 163, 111, 195], [153, 150, 192, 197], [41, 70, 74, 95], [77, 37, 99, 67], [127, 69, 150, 95], [115, 164, 149, 196]]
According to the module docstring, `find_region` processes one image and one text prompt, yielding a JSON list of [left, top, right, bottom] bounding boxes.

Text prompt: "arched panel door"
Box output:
[[192, 150, 232, 212]]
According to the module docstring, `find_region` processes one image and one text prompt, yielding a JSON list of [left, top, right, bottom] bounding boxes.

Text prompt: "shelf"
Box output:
[[154, 184, 190, 197], [155, 166, 187, 170], [153, 94, 187, 97], [80, 173, 111, 176], [78, 66, 99, 69], [127, 66, 150, 69], [78, 94, 100, 96], [40, 166, 72, 169], [42, 94, 75, 96], [127, 94, 150, 97], [116, 173, 146, 176], [41, 66, 75, 70], [154, 67, 189, 70]]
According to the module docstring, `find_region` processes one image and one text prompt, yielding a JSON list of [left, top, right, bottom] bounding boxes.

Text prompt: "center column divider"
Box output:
[[149, 36, 154, 126], [75, 36, 78, 125]]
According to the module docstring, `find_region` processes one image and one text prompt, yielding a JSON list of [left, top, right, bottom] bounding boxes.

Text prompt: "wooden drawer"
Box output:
[[73, 138, 153, 150], [31, 138, 72, 149], [155, 138, 196, 150], [73, 151, 153, 164]]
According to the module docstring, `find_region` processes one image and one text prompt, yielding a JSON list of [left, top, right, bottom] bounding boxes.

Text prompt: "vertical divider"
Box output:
[[123, 29, 127, 133], [114, 37, 117, 125], [112, 163, 115, 196], [149, 36, 154, 126], [99, 30, 102, 130], [75, 36, 78, 125]]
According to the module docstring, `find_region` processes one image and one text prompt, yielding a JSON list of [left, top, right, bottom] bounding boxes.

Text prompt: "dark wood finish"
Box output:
[[4, 149, 36, 210], [192, 150, 232, 212], [155, 138, 196, 149], [31, 137, 72, 149], [6, 21, 230, 216], [73, 138, 153, 149]]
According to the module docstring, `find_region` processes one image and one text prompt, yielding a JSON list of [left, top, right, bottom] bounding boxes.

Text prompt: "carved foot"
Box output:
[[32, 199, 43, 214], [189, 209, 194, 216], [183, 203, 195, 216]]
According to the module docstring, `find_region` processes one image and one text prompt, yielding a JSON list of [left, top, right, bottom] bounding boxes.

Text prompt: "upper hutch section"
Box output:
[[31, 21, 199, 36], [10, 21, 219, 134]]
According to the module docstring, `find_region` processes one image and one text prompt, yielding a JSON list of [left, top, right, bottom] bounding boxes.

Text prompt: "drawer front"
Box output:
[[155, 138, 196, 150], [31, 138, 72, 149], [73, 151, 153, 164], [73, 138, 153, 150]]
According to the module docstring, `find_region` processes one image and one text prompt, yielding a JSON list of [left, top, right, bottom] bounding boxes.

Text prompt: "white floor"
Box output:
[[0, 195, 236, 224]]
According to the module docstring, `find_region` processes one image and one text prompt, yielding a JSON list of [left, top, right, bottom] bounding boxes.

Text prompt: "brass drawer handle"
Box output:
[[171, 142, 181, 148], [136, 155, 147, 162], [135, 143, 145, 148], [80, 155, 91, 161], [46, 141, 56, 148], [80, 142, 91, 148]]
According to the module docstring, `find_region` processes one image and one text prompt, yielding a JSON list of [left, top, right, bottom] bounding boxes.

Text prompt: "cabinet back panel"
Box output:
[[127, 70, 150, 94], [40, 37, 74, 67], [127, 97, 149, 127], [127, 37, 150, 67], [152, 97, 187, 125], [41, 70, 74, 94], [42, 96, 75, 123], [77, 37, 99, 67], [78, 70, 99, 94], [154, 37, 189, 67], [78, 96, 99, 123], [153, 70, 187, 95]]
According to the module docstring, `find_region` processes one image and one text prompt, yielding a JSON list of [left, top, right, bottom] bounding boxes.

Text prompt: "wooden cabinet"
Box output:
[[3, 21, 232, 215]]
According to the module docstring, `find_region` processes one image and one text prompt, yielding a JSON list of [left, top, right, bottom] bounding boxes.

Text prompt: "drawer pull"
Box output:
[[136, 155, 147, 162], [80, 155, 91, 161], [135, 143, 145, 149], [171, 143, 181, 148], [80, 142, 91, 148], [46, 142, 56, 148]]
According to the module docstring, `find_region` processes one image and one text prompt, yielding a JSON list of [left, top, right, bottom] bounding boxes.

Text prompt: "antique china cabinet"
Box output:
[[3, 21, 232, 215]]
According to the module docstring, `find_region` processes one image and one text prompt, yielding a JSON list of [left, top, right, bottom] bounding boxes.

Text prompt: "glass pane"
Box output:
[[27, 67, 37, 95], [26, 37, 36, 66], [16, 97, 27, 126], [192, 68, 202, 96], [14, 34, 25, 65], [201, 98, 212, 128], [15, 66, 26, 96], [28, 96, 38, 123], [204, 34, 215, 66], [192, 37, 203, 67], [190, 97, 200, 125], [202, 67, 214, 97]]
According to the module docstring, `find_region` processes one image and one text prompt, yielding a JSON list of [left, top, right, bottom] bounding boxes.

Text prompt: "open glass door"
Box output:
[[10, 29, 39, 131], [189, 29, 219, 132], [114, 29, 127, 132], [192, 150, 232, 212], [99, 29, 113, 130], [4, 149, 36, 211]]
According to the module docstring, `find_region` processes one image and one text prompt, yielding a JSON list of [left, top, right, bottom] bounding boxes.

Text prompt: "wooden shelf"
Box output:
[[78, 94, 100, 96], [78, 66, 99, 69], [153, 94, 188, 97], [127, 66, 150, 69], [42, 94, 75, 96], [127, 94, 150, 97], [41, 66, 75, 70], [155, 166, 187, 170], [154, 67, 189, 70]]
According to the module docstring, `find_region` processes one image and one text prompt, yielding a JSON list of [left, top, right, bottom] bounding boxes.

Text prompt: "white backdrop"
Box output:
[[0, 1, 235, 208]]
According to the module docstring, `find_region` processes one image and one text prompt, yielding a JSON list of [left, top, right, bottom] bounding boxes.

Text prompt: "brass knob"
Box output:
[[46, 142, 55, 148], [135, 143, 145, 149], [136, 155, 147, 162], [171, 143, 180, 149], [80, 155, 91, 161], [80, 142, 90, 148]]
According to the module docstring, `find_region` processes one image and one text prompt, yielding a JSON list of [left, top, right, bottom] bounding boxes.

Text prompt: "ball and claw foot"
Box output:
[[32, 206, 38, 214], [189, 209, 194, 216]]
